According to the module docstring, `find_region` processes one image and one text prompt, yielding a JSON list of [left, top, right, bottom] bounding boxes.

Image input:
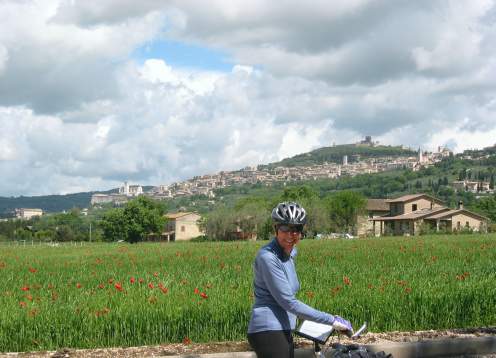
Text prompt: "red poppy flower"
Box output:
[[160, 287, 169, 294], [28, 267, 37, 273], [98, 283, 105, 289], [114, 283, 123, 291], [153, 272, 159, 277], [194, 287, 200, 294], [139, 278, 144, 284], [183, 336, 192, 345], [130, 277, 136, 284], [200, 292, 208, 299], [343, 276, 351, 286], [21, 286, 30, 291], [19, 301, 27, 308], [76, 283, 82, 289], [148, 283, 154, 289]]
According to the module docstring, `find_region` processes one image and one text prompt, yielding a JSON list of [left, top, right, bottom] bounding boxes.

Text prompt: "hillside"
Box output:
[[0, 191, 108, 217], [261, 144, 416, 168], [0, 186, 159, 216], [2, 144, 494, 216], [168, 154, 496, 220]]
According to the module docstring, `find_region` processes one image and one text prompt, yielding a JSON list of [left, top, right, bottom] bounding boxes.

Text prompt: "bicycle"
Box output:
[[296, 320, 392, 357]]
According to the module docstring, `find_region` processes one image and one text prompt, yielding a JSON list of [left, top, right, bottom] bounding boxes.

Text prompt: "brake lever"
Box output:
[[351, 322, 367, 339]]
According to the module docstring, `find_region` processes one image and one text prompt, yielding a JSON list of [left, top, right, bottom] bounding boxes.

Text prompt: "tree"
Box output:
[[472, 195, 496, 222], [100, 196, 167, 243], [234, 197, 271, 240], [100, 208, 128, 242], [281, 186, 318, 203], [202, 206, 236, 241], [326, 191, 366, 234], [279, 186, 329, 236], [55, 225, 76, 242]]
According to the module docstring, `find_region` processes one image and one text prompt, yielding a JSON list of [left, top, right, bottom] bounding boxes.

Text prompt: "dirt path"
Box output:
[[2, 327, 495, 357]]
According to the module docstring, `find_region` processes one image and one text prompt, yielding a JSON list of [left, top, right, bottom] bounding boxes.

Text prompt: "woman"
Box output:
[[247, 202, 352, 358]]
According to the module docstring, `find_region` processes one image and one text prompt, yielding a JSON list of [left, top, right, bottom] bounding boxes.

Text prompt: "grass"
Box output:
[[1, 234, 495, 352]]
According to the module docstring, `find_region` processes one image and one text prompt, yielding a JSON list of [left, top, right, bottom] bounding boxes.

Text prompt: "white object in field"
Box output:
[[297, 320, 334, 343]]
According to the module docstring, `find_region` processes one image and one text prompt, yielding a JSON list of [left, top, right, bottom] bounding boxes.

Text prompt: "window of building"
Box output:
[[412, 204, 417, 211], [457, 221, 461, 230], [465, 221, 470, 228], [181, 226, 185, 232]]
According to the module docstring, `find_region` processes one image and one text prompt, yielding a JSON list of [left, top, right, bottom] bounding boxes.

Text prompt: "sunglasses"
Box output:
[[278, 225, 304, 233]]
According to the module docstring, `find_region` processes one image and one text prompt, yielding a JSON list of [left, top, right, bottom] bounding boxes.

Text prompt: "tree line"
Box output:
[[0, 196, 168, 244], [201, 187, 366, 241]]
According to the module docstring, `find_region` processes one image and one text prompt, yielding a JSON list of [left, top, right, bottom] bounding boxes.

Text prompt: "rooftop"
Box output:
[[386, 193, 444, 204], [366, 199, 389, 211]]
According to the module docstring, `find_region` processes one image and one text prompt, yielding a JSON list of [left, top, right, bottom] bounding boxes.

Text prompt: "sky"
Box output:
[[1, 0, 496, 196]]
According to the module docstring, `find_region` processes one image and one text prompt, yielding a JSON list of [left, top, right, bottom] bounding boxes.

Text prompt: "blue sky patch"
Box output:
[[132, 39, 233, 72]]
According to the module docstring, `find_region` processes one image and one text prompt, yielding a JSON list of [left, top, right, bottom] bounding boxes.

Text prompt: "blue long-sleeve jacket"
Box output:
[[247, 238, 335, 333]]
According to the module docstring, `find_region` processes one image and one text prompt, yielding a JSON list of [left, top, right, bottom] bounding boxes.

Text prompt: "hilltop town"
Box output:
[[91, 137, 453, 206]]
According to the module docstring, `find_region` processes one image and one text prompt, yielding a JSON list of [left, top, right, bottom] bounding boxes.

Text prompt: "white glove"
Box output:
[[332, 315, 353, 336]]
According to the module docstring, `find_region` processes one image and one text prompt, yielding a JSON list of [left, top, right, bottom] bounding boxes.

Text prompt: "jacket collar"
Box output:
[[268, 237, 297, 261]]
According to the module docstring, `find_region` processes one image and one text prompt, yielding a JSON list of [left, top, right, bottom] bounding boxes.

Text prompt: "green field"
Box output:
[[1, 235, 496, 352]]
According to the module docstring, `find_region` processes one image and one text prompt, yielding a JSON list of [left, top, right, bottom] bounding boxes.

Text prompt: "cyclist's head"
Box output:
[[272, 202, 306, 253]]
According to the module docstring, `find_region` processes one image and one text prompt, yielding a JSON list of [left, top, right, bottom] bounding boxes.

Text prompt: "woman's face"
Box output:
[[276, 225, 303, 254]]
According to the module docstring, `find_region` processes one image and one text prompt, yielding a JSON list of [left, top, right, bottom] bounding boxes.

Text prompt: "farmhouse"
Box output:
[[356, 199, 390, 236], [451, 180, 493, 193], [14, 208, 43, 220], [370, 193, 488, 236], [162, 212, 203, 241]]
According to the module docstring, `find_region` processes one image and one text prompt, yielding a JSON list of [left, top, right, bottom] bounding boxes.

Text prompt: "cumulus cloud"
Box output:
[[0, 0, 163, 114], [0, 0, 495, 196], [0, 59, 359, 195], [165, 0, 495, 82]]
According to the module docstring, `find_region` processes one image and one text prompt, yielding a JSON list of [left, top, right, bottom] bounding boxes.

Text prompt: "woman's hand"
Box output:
[[332, 315, 353, 337]]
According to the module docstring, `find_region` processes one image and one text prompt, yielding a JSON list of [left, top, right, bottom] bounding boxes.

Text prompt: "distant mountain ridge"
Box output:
[[0, 190, 113, 217]]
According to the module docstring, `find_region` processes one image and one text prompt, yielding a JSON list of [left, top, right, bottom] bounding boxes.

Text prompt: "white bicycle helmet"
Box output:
[[271, 202, 307, 225]]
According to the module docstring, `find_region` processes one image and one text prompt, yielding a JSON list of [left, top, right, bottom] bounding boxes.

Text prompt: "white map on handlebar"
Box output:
[[295, 320, 334, 344]]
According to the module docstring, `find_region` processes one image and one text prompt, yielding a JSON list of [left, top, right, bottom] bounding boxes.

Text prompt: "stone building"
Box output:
[[162, 212, 203, 241], [370, 194, 488, 235], [15, 208, 43, 220]]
